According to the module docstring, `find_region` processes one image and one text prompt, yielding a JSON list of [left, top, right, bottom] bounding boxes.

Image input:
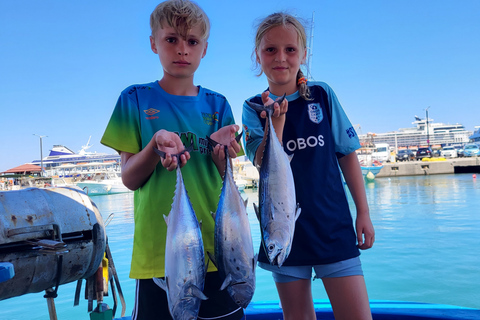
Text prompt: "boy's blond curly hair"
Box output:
[[150, 0, 210, 40]]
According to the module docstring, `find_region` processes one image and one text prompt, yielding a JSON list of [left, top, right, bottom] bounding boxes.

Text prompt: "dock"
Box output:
[[376, 157, 480, 178]]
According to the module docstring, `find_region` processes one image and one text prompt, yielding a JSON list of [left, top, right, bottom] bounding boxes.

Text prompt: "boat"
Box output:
[[30, 137, 121, 177], [233, 157, 259, 188], [469, 126, 480, 143], [111, 300, 480, 319], [358, 116, 473, 149], [356, 134, 384, 180], [75, 172, 130, 196]]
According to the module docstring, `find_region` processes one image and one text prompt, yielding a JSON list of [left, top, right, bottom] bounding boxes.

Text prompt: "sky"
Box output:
[[1, 0, 479, 172]]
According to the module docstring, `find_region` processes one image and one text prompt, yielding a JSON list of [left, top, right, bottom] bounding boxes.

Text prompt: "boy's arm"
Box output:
[[338, 151, 375, 250], [121, 130, 189, 190]]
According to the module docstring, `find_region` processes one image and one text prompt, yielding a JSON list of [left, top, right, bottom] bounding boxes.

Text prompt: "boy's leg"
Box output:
[[198, 271, 244, 320], [131, 279, 172, 320], [322, 275, 372, 320], [275, 279, 316, 320]]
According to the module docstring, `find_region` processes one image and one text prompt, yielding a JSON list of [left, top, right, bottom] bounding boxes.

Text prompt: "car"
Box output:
[[440, 146, 458, 158], [455, 146, 465, 157], [396, 149, 416, 162], [463, 143, 480, 157], [416, 147, 433, 160]]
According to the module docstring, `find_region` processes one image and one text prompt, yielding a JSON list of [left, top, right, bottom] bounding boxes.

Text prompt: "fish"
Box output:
[[207, 133, 257, 309], [152, 146, 208, 320], [245, 95, 301, 267]]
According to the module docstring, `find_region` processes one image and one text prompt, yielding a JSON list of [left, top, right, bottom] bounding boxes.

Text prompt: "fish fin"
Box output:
[[189, 284, 208, 300], [153, 277, 167, 291], [220, 273, 233, 291], [269, 202, 275, 220], [153, 145, 192, 159], [235, 131, 243, 143], [243, 198, 248, 208], [253, 203, 260, 222], [287, 153, 294, 162], [207, 251, 217, 268], [206, 135, 220, 149], [295, 205, 301, 221], [163, 214, 169, 226]]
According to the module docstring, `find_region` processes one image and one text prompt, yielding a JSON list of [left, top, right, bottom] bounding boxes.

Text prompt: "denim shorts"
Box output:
[[259, 256, 364, 283]]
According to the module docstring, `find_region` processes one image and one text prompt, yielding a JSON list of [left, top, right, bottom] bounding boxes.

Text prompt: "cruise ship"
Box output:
[[30, 138, 120, 177], [358, 116, 473, 149]]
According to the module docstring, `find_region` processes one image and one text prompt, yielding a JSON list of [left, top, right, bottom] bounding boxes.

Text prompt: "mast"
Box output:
[[306, 11, 315, 80]]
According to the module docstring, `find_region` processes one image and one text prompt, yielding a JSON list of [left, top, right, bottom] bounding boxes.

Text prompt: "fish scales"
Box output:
[[208, 134, 257, 309], [152, 147, 207, 320], [245, 97, 301, 267]]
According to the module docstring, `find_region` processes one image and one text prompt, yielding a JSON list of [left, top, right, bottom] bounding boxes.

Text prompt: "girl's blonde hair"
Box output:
[[254, 12, 311, 101], [150, 0, 210, 40]]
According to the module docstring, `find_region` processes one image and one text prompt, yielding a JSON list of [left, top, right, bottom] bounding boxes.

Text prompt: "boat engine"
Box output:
[[0, 187, 106, 301]]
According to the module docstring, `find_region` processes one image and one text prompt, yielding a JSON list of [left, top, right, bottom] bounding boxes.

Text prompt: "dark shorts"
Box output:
[[131, 271, 244, 320]]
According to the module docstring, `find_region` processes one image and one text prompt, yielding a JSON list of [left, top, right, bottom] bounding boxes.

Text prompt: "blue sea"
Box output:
[[1, 173, 479, 319]]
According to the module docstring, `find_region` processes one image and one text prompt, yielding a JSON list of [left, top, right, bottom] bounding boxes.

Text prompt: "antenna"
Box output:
[[306, 11, 315, 80]]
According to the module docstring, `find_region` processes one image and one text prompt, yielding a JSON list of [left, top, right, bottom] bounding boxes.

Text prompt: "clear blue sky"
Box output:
[[1, 0, 479, 172]]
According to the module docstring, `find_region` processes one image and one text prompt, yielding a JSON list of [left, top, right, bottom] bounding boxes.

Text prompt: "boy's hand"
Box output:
[[154, 129, 190, 171], [210, 124, 241, 160]]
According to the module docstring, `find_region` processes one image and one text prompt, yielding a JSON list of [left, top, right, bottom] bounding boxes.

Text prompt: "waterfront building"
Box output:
[[358, 116, 473, 150], [469, 127, 480, 143]]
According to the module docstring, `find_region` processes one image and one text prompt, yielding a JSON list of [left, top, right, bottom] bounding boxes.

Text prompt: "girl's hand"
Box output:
[[210, 124, 241, 161], [154, 129, 190, 171], [259, 91, 288, 119], [356, 213, 375, 250]]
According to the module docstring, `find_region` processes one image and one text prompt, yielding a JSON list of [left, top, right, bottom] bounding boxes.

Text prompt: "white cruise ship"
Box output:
[[30, 137, 120, 177], [359, 116, 473, 149]]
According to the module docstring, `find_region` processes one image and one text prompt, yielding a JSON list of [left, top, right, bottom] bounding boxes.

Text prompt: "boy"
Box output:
[[100, 1, 244, 319]]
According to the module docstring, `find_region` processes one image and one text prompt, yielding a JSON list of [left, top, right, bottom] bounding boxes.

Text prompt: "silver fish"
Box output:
[[245, 96, 301, 267], [207, 133, 257, 309], [153, 147, 207, 320]]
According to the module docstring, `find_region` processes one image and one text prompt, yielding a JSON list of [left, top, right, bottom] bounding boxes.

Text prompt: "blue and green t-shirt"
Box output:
[[101, 81, 236, 278]]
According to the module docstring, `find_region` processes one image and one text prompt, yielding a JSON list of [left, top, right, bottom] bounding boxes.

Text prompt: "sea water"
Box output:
[[1, 173, 479, 319]]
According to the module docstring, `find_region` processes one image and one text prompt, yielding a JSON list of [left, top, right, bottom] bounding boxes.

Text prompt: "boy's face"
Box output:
[[150, 23, 208, 80]]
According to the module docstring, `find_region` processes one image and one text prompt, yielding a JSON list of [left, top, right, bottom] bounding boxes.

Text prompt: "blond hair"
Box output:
[[150, 0, 210, 40], [254, 12, 311, 100]]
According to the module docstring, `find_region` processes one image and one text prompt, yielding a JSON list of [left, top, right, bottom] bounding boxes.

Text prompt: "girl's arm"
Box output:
[[120, 130, 189, 190], [338, 151, 375, 250], [254, 91, 288, 166]]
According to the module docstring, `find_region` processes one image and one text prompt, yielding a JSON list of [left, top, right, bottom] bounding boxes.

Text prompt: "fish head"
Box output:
[[227, 281, 255, 309], [265, 229, 292, 266], [171, 298, 199, 320]]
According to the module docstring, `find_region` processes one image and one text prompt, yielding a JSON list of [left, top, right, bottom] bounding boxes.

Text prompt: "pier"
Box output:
[[376, 157, 480, 178]]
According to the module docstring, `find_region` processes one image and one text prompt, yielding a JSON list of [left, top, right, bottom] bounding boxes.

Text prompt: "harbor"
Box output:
[[1, 174, 480, 319], [376, 157, 480, 178]]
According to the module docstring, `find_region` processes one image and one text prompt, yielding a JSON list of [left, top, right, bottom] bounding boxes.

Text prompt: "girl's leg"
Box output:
[[322, 275, 372, 320], [275, 279, 316, 320]]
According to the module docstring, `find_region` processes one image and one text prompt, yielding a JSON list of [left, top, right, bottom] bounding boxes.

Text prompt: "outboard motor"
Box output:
[[0, 187, 106, 300]]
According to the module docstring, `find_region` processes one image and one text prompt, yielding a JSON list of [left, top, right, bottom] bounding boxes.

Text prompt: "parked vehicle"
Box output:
[[396, 149, 416, 162], [463, 143, 480, 157], [416, 147, 433, 160], [372, 143, 391, 163], [455, 146, 465, 157], [440, 146, 458, 158]]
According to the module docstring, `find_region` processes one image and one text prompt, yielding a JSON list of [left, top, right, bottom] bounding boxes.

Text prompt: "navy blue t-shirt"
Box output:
[[242, 81, 361, 266]]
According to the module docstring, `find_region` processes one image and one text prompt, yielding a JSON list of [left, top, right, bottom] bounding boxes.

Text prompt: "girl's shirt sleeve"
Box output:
[[317, 82, 361, 157], [101, 88, 142, 154], [242, 97, 264, 164]]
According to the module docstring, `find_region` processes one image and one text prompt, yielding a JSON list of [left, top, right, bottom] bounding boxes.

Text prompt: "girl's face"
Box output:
[[256, 25, 306, 95]]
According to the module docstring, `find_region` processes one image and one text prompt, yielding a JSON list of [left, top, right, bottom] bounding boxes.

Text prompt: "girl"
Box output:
[[242, 13, 375, 320]]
